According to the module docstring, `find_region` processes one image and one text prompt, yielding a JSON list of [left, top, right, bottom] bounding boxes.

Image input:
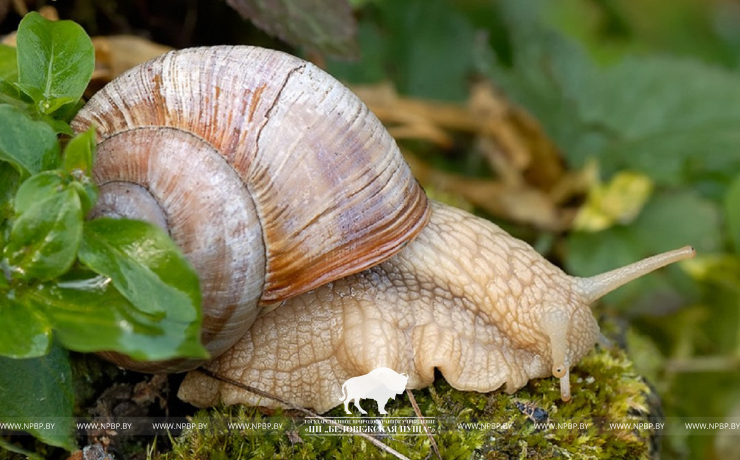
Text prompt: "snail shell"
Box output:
[[71, 46, 430, 372]]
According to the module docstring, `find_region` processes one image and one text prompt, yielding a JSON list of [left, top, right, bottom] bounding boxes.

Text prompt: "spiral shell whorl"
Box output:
[[72, 46, 430, 370], [88, 128, 266, 372]]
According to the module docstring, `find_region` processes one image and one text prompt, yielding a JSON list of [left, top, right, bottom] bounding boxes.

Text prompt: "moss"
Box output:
[[152, 345, 659, 460]]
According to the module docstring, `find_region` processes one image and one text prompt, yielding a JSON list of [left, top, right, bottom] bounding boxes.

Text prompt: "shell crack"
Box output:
[[253, 63, 307, 157]]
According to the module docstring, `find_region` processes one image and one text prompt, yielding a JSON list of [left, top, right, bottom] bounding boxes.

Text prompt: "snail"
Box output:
[[71, 46, 695, 413]]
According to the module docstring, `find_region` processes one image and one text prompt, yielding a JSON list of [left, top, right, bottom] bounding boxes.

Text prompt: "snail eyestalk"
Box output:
[[576, 246, 696, 304], [559, 369, 572, 401], [541, 309, 571, 400]]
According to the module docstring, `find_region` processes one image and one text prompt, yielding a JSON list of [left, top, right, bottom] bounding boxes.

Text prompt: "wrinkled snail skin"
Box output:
[[71, 45, 696, 412], [177, 202, 694, 412]]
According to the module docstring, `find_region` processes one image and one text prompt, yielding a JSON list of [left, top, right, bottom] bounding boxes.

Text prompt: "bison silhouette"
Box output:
[[339, 367, 409, 414]]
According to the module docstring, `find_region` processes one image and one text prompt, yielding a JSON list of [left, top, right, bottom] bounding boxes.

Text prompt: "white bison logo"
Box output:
[[339, 367, 409, 414]]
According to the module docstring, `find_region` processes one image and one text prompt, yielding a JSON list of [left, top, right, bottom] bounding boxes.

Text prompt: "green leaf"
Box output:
[[0, 295, 52, 358], [377, 0, 478, 101], [0, 79, 22, 106], [326, 20, 387, 84], [77, 219, 206, 358], [63, 128, 98, 214], [489, 0, 740, 185], [0, 437, 44, 460], [31, 269, 206, 361], [13, 170, 66, 214], [724, 173, 740, 254], [0, 161, 20, 221], [577, 57, 740, 184], [69, 180, 97, 217], [542, 0, 739, 68], [63, 127, 95, 176], [0, 44, 18, 82], [15, 12, 94, 115], [78, 219, 201, 318], [0, 104, 59, 177], [225, 0, 359, 59], [0, 164, 16, 254], [631, 190, 721, 255], [329, 0, 479, 101], [38, 111, 76, 135], [5, 186, 83, 280], [0, 342, 75, 450]]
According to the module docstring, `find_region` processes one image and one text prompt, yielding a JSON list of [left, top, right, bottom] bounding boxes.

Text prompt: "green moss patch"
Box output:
[[154, 345, 658, 460]]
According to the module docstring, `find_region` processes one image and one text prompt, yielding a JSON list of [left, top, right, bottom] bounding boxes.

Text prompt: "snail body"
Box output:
[[177, 202, 693, 410], [72, 46, 695, 412]]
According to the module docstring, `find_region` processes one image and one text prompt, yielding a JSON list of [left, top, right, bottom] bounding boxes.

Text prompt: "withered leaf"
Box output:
[[226, 0, 359, 59]]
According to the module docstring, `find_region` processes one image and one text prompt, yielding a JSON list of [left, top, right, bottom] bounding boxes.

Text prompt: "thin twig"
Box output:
[[665, 355, 739, 373], [11, 0, 28, 16], [195, 368, 411, 460], [406, 389, 442, 460]]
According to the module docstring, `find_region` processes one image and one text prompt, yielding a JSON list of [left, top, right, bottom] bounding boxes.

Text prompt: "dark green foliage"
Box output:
[[0, 12, 205, 453]]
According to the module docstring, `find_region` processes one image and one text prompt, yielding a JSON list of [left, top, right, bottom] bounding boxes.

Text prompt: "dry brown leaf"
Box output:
[[404, 152, 562, 230], [352, 80, 564, 190], [37, 5, 58, 20], [225, 0, 359, 59], [91, 35, 173, 84], [353, 81, 573, 230], [1, 31, 14, 46]]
